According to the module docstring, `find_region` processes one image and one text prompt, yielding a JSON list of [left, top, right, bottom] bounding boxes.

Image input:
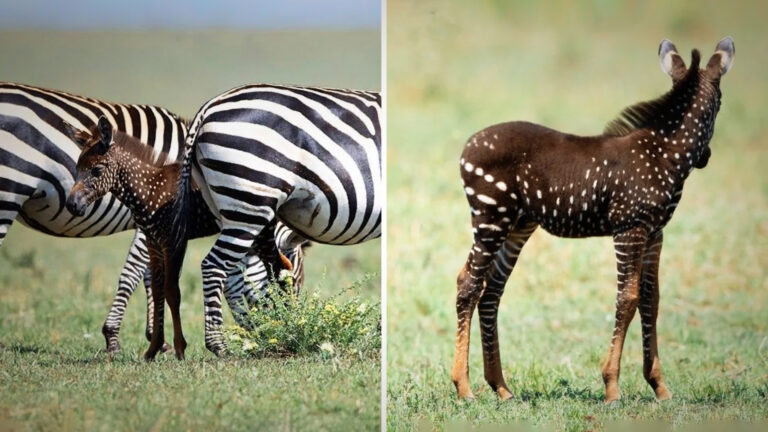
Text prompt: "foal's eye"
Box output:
[[91, 166, 104, 177]]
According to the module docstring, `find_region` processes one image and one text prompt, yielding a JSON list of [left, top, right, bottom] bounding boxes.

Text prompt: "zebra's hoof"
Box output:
[[206, 342, 229, 358]]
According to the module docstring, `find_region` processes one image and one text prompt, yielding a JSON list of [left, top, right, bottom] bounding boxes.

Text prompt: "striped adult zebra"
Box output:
[[173, 84, 382, 355], [0, 82, 306, 352]]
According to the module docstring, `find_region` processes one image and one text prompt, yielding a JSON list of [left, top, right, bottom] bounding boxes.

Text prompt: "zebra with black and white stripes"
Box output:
[[0, 82, 306, 352], [173, 84, 381, 355]]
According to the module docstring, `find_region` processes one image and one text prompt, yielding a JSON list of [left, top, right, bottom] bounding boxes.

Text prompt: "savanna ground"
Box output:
[[0, 30, 381, 431], [387, 1, 768, 430]]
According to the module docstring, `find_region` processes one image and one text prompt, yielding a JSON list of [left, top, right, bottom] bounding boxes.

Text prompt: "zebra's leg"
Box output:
[[223, 261, 255, 328], [144, 241, 166, 361], [479, 222, 537, 400], [275, 225, 309, 294], [0, 198, 23, 247], [142, 267, 153, 341], [602, 226, 648, 403], [102, 230, 150, 353], [202, 227, 264, 356], [163, 242, 187, 360], [288, 245, 306, 294], [639, 231, 672, 400], [252, 221, 293, 285], [451, 214, 512, 400]]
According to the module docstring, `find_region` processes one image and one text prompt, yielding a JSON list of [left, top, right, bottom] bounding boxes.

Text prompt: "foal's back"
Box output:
[[460, 121, 628, 238]]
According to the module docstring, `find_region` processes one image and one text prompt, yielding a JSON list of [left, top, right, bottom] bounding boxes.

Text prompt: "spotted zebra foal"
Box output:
[[65, 117, 306, 360], [452, 38, 734, 403]]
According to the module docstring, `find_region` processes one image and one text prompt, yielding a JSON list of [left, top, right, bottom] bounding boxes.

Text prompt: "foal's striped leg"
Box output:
[[478, 222, 537, 400], [603, 226, 648, 403], [452, 214, 512, 400], [639, 230, 672, 400]]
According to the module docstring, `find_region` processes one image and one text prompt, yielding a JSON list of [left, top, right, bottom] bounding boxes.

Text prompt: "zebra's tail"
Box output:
[[170, 110, 204, 252]]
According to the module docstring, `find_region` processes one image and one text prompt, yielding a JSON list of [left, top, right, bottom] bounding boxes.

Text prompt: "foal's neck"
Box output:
[[640, 74, 718, 181], [111, 147, 180, 229]]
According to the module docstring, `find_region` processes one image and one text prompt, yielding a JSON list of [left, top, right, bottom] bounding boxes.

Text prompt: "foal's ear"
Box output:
[[706, 37, 735, 78], [659, 39, 687, 80], [62, 120, 91, 146], [97, 116, 113, 147]]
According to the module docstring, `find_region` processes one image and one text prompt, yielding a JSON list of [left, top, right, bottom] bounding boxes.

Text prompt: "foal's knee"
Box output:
[[456, 268, 483, 310]]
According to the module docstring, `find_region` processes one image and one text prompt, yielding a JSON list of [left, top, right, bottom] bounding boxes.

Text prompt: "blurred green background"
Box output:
[[0, 29, 381, 431], [387, 0, 767, 430]]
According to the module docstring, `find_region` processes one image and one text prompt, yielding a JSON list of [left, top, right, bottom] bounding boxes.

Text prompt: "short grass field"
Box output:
[[0, 30, 381, 431], [387, 1, 768, 430]]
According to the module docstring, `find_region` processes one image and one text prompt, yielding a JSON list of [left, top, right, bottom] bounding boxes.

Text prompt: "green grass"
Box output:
[[0, 228, 381, 431], [386, 1, 768, 430], [0, 30, 381, 431]]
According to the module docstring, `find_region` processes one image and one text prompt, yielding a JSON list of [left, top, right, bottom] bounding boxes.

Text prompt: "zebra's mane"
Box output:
[[111, 129, 173, 168], [604, 49, 701, 137]]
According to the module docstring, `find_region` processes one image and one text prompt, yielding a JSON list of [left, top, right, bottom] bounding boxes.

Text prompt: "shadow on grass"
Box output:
[[0, 342, 49, 355], [515, 380, 603, 403], [0, 342, 138, 366]]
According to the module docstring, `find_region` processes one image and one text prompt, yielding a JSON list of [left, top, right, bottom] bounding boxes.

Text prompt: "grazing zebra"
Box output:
[[452, 38, 734, 403], [0, 83, 305, 353], [172, 84, 382, 355]]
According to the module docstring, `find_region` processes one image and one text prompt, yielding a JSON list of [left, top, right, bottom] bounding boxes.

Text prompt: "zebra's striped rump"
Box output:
[[172, 84, 381, 355]]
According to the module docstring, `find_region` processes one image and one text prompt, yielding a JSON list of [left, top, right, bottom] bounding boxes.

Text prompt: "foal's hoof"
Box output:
[[605, 398, 622, 407], [655, 387, 672, 401], [161, 343, 173, 354], [456, 391, 476, 402], [498, 392, 514, 401], [143, 345, 165, 362]]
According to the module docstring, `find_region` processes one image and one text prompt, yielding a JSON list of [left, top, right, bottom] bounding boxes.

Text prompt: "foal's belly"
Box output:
[[538, 216, 613, 239]]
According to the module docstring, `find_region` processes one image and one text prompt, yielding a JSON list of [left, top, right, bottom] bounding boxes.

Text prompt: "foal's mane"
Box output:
[[112, 129, 174, 168], [603, 49, 701, 137]]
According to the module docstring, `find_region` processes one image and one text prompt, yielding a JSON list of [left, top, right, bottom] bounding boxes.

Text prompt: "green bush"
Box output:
[[225, 275, 381, 358]]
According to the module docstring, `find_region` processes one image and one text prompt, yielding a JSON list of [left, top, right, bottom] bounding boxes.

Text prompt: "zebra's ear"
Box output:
[[97, 116, 113, 147], [706, 37, 735, 78], [659, 39, 687, 80], [62, 120, 90, 146]]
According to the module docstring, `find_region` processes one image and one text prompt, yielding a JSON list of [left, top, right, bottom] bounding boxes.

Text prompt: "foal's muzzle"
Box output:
[[66, 187, 89, 217]]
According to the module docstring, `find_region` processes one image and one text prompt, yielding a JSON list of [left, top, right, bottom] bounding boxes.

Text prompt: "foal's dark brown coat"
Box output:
[[452, 38, 734, 402], [65, 117, 220, 360], [66, 117, 297, 360]]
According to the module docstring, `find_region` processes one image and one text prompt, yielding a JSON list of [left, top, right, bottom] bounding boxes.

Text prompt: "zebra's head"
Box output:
[[63, 116, 117, 216]]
